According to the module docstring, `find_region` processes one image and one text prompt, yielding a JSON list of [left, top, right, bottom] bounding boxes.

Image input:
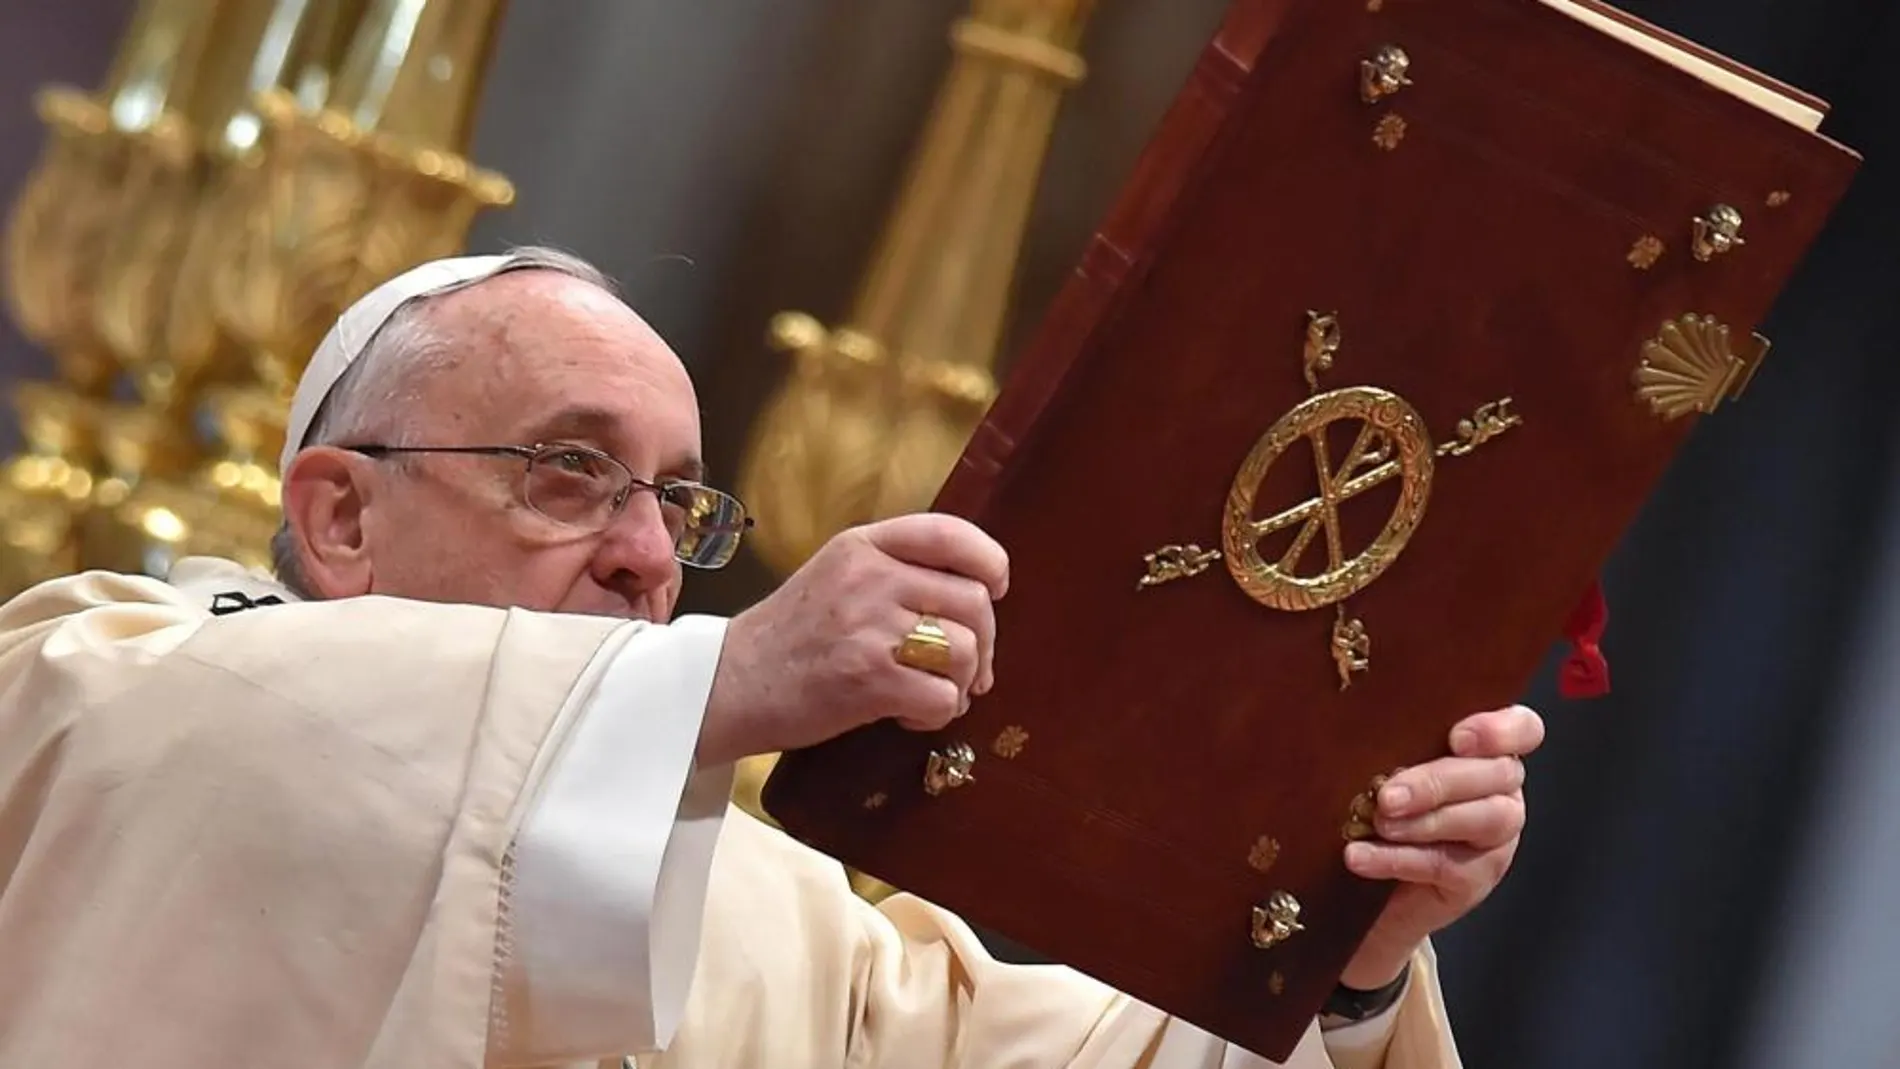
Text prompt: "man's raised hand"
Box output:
[[698, 513, 1008, 767], [1337, 704, 1544, 989]]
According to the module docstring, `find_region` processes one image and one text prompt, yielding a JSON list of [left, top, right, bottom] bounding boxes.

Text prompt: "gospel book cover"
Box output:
[[762, 0, 1862, 1058]]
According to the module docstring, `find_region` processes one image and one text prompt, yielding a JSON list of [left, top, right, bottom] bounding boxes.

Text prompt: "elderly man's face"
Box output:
[[323, 271, 703, 621]]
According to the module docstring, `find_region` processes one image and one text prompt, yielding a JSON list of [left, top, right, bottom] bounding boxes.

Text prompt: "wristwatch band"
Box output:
[[1321, 962, 1411, 1024]]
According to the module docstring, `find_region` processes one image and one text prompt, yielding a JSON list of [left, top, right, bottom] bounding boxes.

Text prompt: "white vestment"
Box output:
[[0, 557, 1461, 1069]]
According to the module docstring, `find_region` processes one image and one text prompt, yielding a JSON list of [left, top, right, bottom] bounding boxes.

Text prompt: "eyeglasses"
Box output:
[[346, 442, 754, 569]]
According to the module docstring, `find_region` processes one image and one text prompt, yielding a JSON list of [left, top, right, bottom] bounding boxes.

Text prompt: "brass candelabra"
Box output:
[[0, 0, 515, 592], [732, 0, 1098, 898]]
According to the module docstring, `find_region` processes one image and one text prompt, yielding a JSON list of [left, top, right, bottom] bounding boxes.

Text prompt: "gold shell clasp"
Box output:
[[1633, 313, 1770, 419]]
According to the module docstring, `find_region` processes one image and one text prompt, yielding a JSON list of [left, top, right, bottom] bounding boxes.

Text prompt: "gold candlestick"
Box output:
[[110, 0, 516, 573], [0, 0, 249, 596], [1, 0, 515, 589], [209, 0, 514, 403], [0, 383, 98, 594], [732, 0, 1098, 899], [78, 1, 367, 577], [738, 0, 1097, 577], [102, 388, 285, 579]]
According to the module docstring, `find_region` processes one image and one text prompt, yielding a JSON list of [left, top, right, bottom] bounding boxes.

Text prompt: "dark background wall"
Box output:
[[2, 3, 1896, 1067]]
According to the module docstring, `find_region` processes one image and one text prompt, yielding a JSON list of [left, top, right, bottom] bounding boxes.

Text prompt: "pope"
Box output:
[[0, 246, 1543, 1068]]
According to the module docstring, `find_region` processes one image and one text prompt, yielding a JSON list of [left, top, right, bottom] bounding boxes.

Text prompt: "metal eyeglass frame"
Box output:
[[343, 441, 754, 569]]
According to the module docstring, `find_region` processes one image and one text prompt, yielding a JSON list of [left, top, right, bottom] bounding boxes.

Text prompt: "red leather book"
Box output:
[[762, 0, 1862, 1058]]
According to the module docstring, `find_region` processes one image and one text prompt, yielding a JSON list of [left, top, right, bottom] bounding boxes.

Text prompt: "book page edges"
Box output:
[[1541, 0, 1824, 131]]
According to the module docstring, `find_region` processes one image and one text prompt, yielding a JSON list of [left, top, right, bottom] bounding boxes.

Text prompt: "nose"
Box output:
[[588, 490, 680, 604]]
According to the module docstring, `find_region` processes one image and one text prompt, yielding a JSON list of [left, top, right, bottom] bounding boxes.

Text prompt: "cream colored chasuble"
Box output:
[[0, 558, 1462, 1069]]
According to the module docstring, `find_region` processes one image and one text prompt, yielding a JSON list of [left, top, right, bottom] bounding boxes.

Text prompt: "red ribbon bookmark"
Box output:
[[1558, 578, 1611, 699]]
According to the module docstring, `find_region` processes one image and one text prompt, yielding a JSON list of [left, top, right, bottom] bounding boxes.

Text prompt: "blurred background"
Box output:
[[0, 2, 1893, 1067]]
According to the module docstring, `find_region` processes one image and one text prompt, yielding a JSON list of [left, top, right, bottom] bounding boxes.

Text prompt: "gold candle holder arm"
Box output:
[[737, 0, 1097, 576], [4, 0, 237, 395], [210, 0, 515, 402], [0, 0, 248, 595], [327, 0, 508, 154], [76, 0, 387, 584], [3, 88, 134, 397], [0, 0, 515, 590], [92, 0, 373, 417], [732, 0, 1097, 904]]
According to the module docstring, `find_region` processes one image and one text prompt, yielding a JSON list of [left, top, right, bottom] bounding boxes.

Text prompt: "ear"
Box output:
[[280, 447, 377, 598]]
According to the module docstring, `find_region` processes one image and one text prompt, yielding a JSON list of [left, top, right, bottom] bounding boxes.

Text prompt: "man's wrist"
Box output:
[[1321, 961, 1411, 1029], [695, 617, 756, 768], [1337, 941, 1412, 992]]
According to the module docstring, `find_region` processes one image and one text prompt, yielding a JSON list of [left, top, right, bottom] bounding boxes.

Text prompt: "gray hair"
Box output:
[[270, 245, 618, 597]]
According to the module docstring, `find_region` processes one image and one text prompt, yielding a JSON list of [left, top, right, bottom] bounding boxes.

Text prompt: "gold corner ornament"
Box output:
[[1359, 45, 1413, 105], [1342, 776, 1383, 841], [1690, 203, 1745, 262], [1250, 891, 1306, 950], [1342, 768, 1405, 841], [1139, 311, 1522, 687], [1633, 313, 1770, 420], [923, 741, 976, 796]]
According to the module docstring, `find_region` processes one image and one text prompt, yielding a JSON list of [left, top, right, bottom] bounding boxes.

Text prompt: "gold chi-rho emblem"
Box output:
[[1138, 310, 1521, 690]]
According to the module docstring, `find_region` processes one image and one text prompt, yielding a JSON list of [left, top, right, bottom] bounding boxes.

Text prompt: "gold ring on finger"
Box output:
[[893, 614, 954, 677]]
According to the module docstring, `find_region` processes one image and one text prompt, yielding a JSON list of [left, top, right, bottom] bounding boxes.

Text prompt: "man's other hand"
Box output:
[[1337, 704, 1544, 990], [699, 513, 1009, 767]]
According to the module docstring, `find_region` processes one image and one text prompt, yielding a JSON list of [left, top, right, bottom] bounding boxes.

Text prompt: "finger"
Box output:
[[1376, 794, 1525, 851], [891, 678, 967, 731], [1380, 756, 1525, 818], [861, 514, 1010, 599], [1448, 704, 1545, 759], [886, 613, 970, 732], [1344, 841, 1512, 898], [898, 569, 996, 694]]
